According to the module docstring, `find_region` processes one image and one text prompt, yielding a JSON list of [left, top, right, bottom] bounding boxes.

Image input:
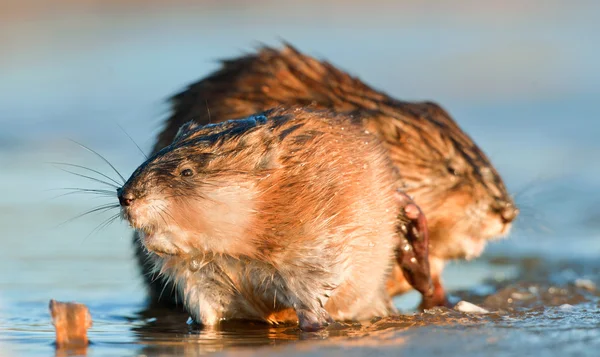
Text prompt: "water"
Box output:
[[1, 1, 599, 356]]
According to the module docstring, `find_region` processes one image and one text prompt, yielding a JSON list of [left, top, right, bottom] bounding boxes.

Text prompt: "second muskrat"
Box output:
[[137, 44, 518, 309], [119, 107, 412, 331]]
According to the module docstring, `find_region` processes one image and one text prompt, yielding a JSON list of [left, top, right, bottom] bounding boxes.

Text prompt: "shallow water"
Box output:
[[1, 1, 599, 356]]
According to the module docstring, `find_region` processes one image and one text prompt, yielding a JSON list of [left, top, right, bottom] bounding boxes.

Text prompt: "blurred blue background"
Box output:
[[0, 0, 599, 354]]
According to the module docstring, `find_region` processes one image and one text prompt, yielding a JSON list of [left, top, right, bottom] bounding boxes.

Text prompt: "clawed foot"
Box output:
[[394, 191, 434, 299], [419, 276, 451, 310], [296, 309, 333, 332]]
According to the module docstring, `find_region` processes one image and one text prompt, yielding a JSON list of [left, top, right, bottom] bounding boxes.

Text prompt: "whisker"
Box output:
[[513, 178, 551, 199], [47, 190, 116, 201], [57, 203, 121, 228], [166, 195, 203, 229], [158, 205, 187, 231], [53, 166, 120, 189], [511, 220, 554, 236], [511, 206, 554, 235], [49, 162, 122, 186], [512, 174, 573, 203], [159, 205, 191, 241], [85, 212, 121, 240], [152, 206, 169, 227], [206, 99, 212, 124], [46, 187, 116, 195], [116, 122, 149, 160], [517, 212, 545, 222], [69, 139, 126, 183]]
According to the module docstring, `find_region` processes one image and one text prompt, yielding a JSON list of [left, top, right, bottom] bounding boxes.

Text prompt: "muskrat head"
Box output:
[[118, 120, 267, 257], [369, 104, 519, 261]]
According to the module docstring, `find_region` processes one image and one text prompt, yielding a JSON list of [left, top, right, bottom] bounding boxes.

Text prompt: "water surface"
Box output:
[[1, 1, 599, 356]]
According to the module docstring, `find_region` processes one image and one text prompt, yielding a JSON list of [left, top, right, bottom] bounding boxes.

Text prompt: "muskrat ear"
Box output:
[[173, 121, 200, 144]]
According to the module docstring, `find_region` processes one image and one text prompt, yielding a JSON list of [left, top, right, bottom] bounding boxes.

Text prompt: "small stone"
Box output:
[[559, 304, 574, 310], [454, 301, 489, 314]]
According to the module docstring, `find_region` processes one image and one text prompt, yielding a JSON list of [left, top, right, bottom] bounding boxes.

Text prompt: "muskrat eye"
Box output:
[[447, 164, 460, 177], [181, 168, 194, 177]]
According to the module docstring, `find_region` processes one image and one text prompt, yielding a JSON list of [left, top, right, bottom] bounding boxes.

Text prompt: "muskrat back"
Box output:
[[119, 107, 400, 330]]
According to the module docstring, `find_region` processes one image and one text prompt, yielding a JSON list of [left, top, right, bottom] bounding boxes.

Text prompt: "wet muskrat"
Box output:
[[138, 44, 518, 309], [119, 107, 425, 330]]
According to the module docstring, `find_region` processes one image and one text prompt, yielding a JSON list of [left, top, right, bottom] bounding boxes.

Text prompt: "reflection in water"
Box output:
[[116, 258, 599, 357], [54, 346, 89, 357], [130, 309, 435, 356], [135, 322, 306, 356]]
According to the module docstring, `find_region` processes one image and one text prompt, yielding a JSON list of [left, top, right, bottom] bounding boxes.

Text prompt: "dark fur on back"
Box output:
[[156, 44, 508, 201]]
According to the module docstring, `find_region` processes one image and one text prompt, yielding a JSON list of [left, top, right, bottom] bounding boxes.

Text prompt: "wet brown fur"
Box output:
[[137, 44, 518, 308], [122, 108, 402, 328]]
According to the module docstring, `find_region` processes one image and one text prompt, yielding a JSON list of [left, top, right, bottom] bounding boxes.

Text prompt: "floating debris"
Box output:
[[49, 299, 92, 350], [454, 301, 490, 314]]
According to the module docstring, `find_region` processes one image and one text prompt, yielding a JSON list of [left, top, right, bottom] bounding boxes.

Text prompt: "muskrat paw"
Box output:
[[296, 309, 332, 332], [394, 191, 434, 298], [419, 276, 450, 310]]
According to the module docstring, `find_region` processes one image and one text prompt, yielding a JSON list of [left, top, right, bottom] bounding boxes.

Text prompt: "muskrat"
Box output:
[[119, 107, 419, 330], [137, 44, 518, 309]]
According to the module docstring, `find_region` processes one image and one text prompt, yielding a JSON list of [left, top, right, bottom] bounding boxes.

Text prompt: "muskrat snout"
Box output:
[[494, 200, 519, 224], [117, 188, 135, 207]]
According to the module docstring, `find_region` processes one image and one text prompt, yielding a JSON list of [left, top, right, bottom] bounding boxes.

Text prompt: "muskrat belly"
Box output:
[[169, 257, 296, 325]]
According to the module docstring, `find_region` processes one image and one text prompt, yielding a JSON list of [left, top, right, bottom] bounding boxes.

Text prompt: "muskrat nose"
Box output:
[[498, 202, 519, 224], [118, 191, 135, 207]]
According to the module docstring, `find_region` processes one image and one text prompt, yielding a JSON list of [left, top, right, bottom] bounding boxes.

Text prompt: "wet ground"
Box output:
[[2, 247, 599, 357], [1, 1, 599, 356]]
